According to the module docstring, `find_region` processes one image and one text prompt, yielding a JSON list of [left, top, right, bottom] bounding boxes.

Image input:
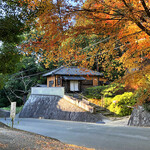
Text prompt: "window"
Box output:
[[82, 80, 93, 85], [49, 81, 54, 87], [70, 81, 79, 91], [57, 77, 61, 85]]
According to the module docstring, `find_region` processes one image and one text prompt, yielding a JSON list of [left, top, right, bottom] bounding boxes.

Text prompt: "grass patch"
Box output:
[[1, 105, 23, 114]]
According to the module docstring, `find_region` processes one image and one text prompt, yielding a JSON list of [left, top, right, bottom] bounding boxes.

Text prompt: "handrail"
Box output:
[[73, 92, 89, 100]]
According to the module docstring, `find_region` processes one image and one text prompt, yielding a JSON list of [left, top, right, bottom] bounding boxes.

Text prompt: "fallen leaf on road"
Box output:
[[0, 143, 8, 149]]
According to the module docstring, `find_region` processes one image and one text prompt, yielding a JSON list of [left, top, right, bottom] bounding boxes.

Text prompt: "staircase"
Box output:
[[67, 93, 114, 116], [90, 103, 114, 116]]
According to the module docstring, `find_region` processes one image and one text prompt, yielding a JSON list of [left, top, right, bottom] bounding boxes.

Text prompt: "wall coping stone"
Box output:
[[31, 87, 64, 97]]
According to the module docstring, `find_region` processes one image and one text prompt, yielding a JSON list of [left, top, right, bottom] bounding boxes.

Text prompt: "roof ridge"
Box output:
[[42, 66, 64, 77], [52, 66, 64, 75]]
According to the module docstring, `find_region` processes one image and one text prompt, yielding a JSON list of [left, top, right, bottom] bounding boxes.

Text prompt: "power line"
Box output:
[[6, 37, 111, 80], [10, 67, 37, 77], [7, 32, 140, 80], [58, 31, 142, 60], [10, 51, 110, 80], [11, 70, 49, 80], [59, 36, 112, 59], [8, 43, 124, 80], [10, 40, 139, 81]]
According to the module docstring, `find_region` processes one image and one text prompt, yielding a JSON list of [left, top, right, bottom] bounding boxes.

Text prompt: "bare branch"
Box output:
[[14, 90, 25, 93], [3, 88, 11, 103], [10, 89, 22, 100]]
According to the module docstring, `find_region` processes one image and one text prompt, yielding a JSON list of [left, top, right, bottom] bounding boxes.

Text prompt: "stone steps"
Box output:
[[67, 93, 114, 116], [83, 100, 114, 116]]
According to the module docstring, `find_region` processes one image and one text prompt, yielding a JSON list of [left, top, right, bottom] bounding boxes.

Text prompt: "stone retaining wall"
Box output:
[[128, 106, 150, 127], [31, 87, 93, 113], [19, 95, 102, 122]]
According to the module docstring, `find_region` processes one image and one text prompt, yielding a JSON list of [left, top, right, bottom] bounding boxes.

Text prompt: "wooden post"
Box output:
[[10, 102, 16, 128], [55, 75, 56, 87], [80, 81, 82, 92]]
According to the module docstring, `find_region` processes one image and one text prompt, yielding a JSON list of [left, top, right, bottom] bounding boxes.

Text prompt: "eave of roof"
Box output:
[[63, 76, 86, 81]]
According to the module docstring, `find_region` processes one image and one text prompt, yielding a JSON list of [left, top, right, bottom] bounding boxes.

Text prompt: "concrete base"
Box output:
[[31, 87, 64, 97]]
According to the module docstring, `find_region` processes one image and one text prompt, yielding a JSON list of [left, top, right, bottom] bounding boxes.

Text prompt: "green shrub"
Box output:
[[83, 84, 137, 116], [83, 83, 125, 99], [0, 103, 7, 108], [16, 105, 23, 114], [83, 86, 106, 99], [103, 97, 112, 107], [0, 90, 10, 107], [101, 84, 124, 97], [107, 92, 136, 116]]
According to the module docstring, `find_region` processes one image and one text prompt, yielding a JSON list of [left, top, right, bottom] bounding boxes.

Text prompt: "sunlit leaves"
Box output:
[[19, 0, 150, 78]]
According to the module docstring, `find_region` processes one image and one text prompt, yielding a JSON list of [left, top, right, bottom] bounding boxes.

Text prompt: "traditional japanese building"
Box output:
[[43, 66, 107, 92]]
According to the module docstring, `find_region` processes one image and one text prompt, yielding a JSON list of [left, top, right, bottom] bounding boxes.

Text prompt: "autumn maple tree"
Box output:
[[19, 0, 150, 102], [20, 0, 149, 66]]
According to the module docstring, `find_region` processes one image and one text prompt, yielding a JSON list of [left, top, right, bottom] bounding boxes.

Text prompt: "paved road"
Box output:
[[1, 118, 150, 150]]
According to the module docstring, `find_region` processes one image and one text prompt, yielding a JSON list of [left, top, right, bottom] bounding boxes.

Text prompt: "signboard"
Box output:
[[10, 102, 16, 119]]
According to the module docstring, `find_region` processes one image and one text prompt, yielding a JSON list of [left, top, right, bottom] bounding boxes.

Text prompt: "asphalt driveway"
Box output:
[[0, 118, 150, 150]]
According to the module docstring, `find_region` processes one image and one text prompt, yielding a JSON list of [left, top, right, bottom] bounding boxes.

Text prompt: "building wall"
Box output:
[[99, 78, 107, 82], [47, 75, 62, 87], [47, 75, 108, 91], [82, 76, 100, 86], [56, 75, 62, 87], [47, 76, 56, 87]]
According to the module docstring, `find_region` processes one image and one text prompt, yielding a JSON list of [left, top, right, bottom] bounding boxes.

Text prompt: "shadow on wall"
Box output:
[[19, 95, 103, 122]]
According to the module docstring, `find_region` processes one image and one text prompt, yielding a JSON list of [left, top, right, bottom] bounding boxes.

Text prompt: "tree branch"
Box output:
[[10, 89, 22, 100], [121, 0, 150, 36], [3, 88, 11, 103], [140, 0, 150, 18]]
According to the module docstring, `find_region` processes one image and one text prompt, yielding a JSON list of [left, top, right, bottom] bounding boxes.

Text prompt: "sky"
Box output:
[[0, 41, 2, 47]]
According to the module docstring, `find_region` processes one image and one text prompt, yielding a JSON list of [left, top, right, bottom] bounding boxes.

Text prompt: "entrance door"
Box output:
[[70, 81, 79, 91]]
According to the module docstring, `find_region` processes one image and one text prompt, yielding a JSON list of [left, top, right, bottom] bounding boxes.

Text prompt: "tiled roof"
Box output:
[[43, 66, 103, 77]]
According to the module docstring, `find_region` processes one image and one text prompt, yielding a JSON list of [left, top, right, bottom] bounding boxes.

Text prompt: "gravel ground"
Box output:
[[104, 116, 130, 126], [0, 123, 94, 150]]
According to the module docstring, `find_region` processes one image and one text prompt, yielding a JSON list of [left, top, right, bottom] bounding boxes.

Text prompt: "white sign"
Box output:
[[10, 102, 16, 119]]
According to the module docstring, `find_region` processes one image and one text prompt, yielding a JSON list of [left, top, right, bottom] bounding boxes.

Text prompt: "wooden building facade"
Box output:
[[43, 66, 107, 93]]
